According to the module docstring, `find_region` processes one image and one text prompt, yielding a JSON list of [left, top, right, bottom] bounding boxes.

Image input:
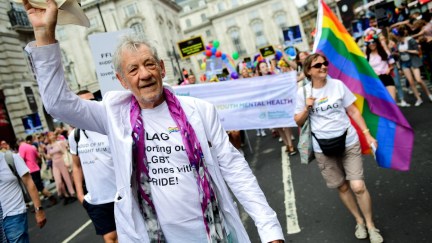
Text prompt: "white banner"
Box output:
[[173, 72, 298, 130], [88, 29, 132, 96]]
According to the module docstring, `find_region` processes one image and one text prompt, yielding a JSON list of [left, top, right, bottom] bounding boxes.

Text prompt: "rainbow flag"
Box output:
[[313, 0, 413, 171]]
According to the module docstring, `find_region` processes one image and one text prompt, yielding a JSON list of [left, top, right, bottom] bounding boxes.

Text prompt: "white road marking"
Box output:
[[281, 146, 301, 234], [61, 220, 92, 243]]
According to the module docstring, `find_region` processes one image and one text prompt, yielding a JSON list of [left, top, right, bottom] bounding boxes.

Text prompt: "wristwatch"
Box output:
[[35, 206, 44, 212]]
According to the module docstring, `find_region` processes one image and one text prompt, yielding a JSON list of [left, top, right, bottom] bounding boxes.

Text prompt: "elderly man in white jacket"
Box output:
[[23, 0, 284, 242]]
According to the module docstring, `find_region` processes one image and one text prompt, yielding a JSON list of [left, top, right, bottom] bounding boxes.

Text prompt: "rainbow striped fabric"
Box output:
[[313, 0, 414, 171]]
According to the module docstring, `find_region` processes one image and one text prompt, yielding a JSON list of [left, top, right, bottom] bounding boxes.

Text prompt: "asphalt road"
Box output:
[[28, 98, 432, 243]]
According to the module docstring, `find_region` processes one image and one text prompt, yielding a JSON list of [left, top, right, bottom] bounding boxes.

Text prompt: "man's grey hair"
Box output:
[[112, 34, 160, 78]]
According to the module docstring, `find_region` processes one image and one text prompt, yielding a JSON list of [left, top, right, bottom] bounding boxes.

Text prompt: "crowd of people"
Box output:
[[2, 0, 432, 243]]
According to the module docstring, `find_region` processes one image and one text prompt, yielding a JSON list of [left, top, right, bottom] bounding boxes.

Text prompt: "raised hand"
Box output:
[[22, 0, 58, 45]]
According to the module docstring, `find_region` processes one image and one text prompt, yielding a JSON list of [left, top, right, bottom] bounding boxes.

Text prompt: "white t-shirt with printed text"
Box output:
[[295, 78, 359, 152], [68, 130, 116, 205], [142, 101, 207, 242], [0, 152, 29, 218]]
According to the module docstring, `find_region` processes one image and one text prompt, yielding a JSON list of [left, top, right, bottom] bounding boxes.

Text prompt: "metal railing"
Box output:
[[7, 8, 32, 29]]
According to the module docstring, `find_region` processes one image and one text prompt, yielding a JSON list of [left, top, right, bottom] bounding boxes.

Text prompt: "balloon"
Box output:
[[221, 53, 227, 60], [215, 51, 222, 58], [211, 47, 217, 55], [203, 57, 206, 62], [213, 40, 220, 48], [286, 47, 296, 57], [232, 52, 239, 60], [275, 51, 283, 60], [230, 72, 239, 79], [206, 45, 211, 50], [205, 50, 212, 57], [200, 62, 206, 70]]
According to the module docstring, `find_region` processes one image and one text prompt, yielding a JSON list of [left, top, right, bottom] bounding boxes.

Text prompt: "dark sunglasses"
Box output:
[[311, 60, 329, 69]]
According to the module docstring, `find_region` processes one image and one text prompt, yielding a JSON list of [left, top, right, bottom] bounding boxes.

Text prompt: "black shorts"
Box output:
[[82, 201, 116, 235], [378, 74, 395, 87], [30, 171, 44, 192]]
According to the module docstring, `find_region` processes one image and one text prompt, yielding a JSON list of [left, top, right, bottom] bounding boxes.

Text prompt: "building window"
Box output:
[[231, 0, 239, 7], [186, 19, 192, 28], [206, 29, 212, 37], [124, 3, 138, 17], [131, 22, 144, 34], [89, 17, 98, 28], [201, 13, 207, 22], [217, 3, 225, 12], [274, 12, 287, 28], [251, 20, 267, 47], [249, 10, 259, 20], [228, 28, 246, 55]]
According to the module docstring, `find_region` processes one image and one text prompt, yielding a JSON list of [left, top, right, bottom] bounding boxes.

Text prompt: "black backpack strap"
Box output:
[[74, 128, 80, 155]]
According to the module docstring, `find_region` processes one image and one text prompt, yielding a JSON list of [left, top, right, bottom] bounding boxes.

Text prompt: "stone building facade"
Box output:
[[177, 0, 309, 75], [0, 1, 53, 144]]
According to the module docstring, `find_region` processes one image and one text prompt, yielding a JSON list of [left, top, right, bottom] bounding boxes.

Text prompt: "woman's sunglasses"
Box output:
[[311, 60, 329, 69]]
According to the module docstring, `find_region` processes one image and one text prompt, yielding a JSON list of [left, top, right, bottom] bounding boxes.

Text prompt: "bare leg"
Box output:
[[337, 181, 365, 225], [349, 180, 376, 229], [386, 86, 396, 100], [402, 68, 421, 100], [412, 67, 432, 97]]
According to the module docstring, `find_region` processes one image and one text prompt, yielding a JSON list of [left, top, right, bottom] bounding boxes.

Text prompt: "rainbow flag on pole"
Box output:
[[313, 0, 414, 171]]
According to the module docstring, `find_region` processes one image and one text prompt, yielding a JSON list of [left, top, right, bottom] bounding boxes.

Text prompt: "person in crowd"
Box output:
[[18, 137, 57, 207], [1, 150, 47, 242], [294, 53, 383, 243], [295, 51, 309, 84], [1, 141, 11, 152], [365, 35, 397, 101], [46, 132, 76, 205], [181, 74, 196, 85], [397, 25, 432, 106], [272, 59, 297, 156], [364, 16, 390, 54], [411, 19, 432, 75], [387, 33, 410, 107], [69, 90, 118, 243], [23, 1, 284, 242], [254, 61, 273, 137]]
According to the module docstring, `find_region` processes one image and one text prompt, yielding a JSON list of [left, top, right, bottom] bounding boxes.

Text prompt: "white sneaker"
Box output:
[[291, 135, 295, 140], [415, 99, 423, 106], [260, 130, 267, 137], [399, 100, 411, 107], [278, 137, 283, 142], [429, 94, 432, 102], [256, 131, 261, 137]]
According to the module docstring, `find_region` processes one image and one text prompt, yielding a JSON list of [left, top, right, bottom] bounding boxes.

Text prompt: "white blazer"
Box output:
[[26, 43, 284, 243]]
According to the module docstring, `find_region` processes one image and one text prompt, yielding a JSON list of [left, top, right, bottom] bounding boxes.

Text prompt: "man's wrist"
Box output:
[[34, 206, 44, 212]]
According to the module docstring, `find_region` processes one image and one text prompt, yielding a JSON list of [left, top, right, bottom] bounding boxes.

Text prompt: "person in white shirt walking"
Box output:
[[69, 90, 117, 243]]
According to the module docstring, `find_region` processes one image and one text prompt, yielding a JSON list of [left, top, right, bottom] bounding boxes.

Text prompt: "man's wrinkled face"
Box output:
[[116, 44, 166, 109]]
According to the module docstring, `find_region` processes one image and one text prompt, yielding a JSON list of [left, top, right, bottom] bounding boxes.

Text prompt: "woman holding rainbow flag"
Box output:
[[294, 53, 384, 243]]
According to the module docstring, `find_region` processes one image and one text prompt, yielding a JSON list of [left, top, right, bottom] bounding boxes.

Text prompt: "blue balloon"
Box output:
[[275, 50, 283, 60], [221, 53, 227, 60], [211, 47, 217, 55], [285, 47, 296, 57]]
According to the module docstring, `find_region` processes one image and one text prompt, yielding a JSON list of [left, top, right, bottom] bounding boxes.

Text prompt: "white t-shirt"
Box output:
[[0, 152, 29, 218], [68, 130, 116, 205], [295, 78, 359, 152], [141, 101, 207, 242]]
